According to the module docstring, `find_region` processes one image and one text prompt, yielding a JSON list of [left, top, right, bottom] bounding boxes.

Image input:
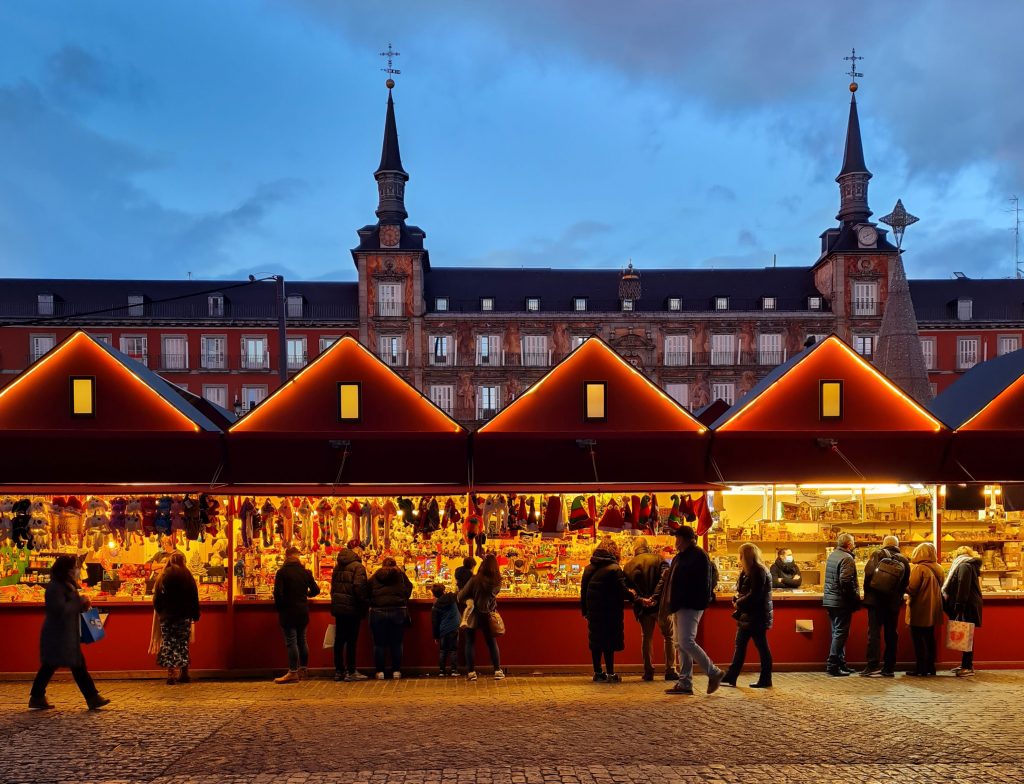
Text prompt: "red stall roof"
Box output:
[[226, 336, 468, 493], [930, 348, 1024, 482], [710, 335, 949, 484], [473, 336, 711, 492], [0, 331, 225, 491]]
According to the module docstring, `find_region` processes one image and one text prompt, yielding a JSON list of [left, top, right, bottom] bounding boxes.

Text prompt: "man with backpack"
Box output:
[[860, 535, 911, 677]]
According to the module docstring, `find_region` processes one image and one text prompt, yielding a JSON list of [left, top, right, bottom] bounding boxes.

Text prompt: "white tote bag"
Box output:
[[322, 623, 336, 649], [945, 619, 975, 652]]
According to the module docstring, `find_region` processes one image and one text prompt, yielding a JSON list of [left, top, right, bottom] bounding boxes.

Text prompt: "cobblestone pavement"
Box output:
[[0, 670, 1020, 784]]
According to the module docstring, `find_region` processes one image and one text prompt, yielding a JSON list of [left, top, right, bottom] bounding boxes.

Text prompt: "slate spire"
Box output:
[[374, 86, 409, 224], [835, 85, 872, 225]]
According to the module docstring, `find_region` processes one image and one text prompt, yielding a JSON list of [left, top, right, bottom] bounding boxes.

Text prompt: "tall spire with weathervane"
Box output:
[[836, 48, 872, 225], [375, 43, 408, 225]]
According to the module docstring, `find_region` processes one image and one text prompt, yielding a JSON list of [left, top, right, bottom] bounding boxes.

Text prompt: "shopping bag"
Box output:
[[323, 623, 336, 649], [946, 619, 975, 652], [459, 600, 476, 630], [80, 608, 106, 644], [147, 611, 162, 655], [489, 610, 506, 637]]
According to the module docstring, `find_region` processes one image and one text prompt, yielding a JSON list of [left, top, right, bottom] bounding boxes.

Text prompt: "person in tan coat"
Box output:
[[905, 543, 945, 677]]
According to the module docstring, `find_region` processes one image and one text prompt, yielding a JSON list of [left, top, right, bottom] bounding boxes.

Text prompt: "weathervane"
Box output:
[[844, 47, 863, 92], [380, 42, 401, 89], [880, 199, 919, 250]]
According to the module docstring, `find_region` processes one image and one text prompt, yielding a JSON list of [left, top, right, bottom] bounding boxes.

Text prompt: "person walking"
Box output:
[[152, 551, 200, 685], [860, 535, 910, 677], [721, 543, 773, 689], [581, 540, 637, 682], [905, 542, 944, 677], [273, 547, 320, 684], [654, 525, 725, 696], [770, 548, 802, 591], [943, 546, 983, 677], [822, 533, 860, 676], [330, 541, 369, 681], [29, 555, 110, 710], [457, 552, 504, 681], [367, 556, 413, 679], [623, 537, 678, 681]]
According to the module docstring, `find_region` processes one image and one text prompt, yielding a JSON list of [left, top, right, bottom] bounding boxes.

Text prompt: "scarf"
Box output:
[[942, 554, 973, 592]]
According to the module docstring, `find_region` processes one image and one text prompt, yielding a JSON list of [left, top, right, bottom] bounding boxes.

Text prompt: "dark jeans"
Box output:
[[31, 657, 98, 701], [909, 625, 936, 674], [961, 649, 974, 670], [591, 647, 615, 675], [638, 612, 678, 675], [281, 623, 309, 672], [465, 620, 501, 672], [332, 614, 361, 674], [827, 608, 853, 669], [725, 625, 773, 685], [370, 608, 406, 676], [439, 631, 458, 672], [865, 604, 900, 672]]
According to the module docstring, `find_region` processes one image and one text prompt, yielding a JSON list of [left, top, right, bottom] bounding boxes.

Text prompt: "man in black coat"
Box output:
[[822, 533, 859, 676], [273, 547, 320, 684], [861, 535, 911, 677], [623, 538, 678, 681], [770, 548, 803, 590]]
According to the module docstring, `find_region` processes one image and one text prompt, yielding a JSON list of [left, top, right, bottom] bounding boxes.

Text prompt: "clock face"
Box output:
[[857, 226, 878, 247]]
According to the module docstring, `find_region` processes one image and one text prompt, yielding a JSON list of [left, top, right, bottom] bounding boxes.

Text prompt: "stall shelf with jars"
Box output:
[[709, 484, 938, 595], [0, 494, 229, 604], [940, 485, 1024, 595]]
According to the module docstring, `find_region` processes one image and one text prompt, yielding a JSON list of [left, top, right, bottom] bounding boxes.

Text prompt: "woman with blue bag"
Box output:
[[29, 555, 110, 711]]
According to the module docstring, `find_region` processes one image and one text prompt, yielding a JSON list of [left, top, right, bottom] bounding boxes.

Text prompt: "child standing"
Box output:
[[431, 583, 461, 676]]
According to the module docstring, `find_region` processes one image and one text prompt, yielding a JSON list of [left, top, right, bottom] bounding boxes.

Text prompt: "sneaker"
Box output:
[[665, 682, 694, 695], [607, 673, 621, 683], [334, 671, 345, 681], [905, 671, 922, 677], [467, 671, 478, 681], [437, 670, 447, 678], [28, 696, 53, 711], [494, 669, 505, 680], [955, 668, 976, 677], [347, 671, 369, 681], [86, 695, 110, 710], [375, 672, 385, 680], [860, 667, 883, 677], [827, 668, 852, 677], [664, 670, 680, 681], [707, 669, 725, 695], [393, 672, 402, 680], [592, 672, 608, 683], [840, 664, 856, 674], [880, 671, 895, 678], [274, 671, 300, 684]]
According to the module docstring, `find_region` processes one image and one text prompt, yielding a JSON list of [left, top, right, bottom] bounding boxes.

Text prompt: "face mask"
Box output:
[[784, 556, 794, 564]]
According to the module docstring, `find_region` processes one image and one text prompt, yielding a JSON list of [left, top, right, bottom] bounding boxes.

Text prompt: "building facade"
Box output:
[[1, 81, 1022, 421]]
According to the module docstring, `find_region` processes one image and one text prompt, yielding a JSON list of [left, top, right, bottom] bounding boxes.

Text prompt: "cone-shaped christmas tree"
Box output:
[[875, 254, 932, 403]]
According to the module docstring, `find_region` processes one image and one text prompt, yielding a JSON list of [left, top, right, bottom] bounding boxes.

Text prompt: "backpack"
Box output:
[[870, 551, 906, 595]]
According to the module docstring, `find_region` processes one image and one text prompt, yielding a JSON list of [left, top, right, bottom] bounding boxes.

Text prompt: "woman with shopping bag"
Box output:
[[152, 552, 200, 685], [457, 552, 505, 681], [942, 546, 983, 677], [29, 555, 110, 711]]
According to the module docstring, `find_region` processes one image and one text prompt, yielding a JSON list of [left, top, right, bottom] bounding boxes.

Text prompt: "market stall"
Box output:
[[0, 331, 233, 673], [706, 335, 957, 669]]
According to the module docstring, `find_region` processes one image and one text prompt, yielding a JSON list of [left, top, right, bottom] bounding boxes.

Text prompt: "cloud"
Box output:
[[737, 229, 758, 248], [904, 219, 1016, 279], [707, 184, 736, 202], [44, 44, 147, 109], [455, 220, 615, 268]]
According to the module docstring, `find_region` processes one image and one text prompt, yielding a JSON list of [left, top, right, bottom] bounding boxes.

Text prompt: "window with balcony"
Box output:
[[379, 335, 406, 367], [480, 297, 494, 312], [667, 297, 682, 311], [127, 295, 145, 317], [714, 297, 729, 311], [92, 334, 112, 346], [522, 335, 548, 367], [30, 334, 56, 362], [808, 296, 823, 310], [762, 297, 777, 311], [478, 385, 500, 419], [430, 335, 452, 366], [998, 335, 1020, 356], [37, 294, 54, 316], [429, 384, 454, 415], [201, 335, 226, 369], [855, 335, 874, 358], [319, 336, 339, 353], [574, 297, 588, 312], [711, 382, 735, 405], [240, 385, 267, 411], [202, 385, 228, 409], [526, 297, 540, 312], [711, 333, 735, 365], [287, 337, 307, 370], [241, 336, 268, 370], [758, 333, 783, 365], [571, 335, 586, 350], [957, 299, 973, 321], [208, 294, 225, 317], [852, 282, 878, 316], [119, 335, 148, 365], [957, 337, 979, 369], [666, 382, 689, 408], [664, 334, 690, 366], [161, 335, 188, 370], [621, 298, 635, 312], [377, 284, 403, 317], [285, 295, 304, 318], [435, 297, 449, 312], [476, 334, 500, 366], [920, 337, 936, 370]]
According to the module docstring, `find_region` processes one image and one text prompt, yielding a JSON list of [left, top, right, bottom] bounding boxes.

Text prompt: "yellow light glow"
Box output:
[[339, 383, 360, 421], [820, 381, 841, 418], [71, 377, 94, 416], [585, 382, 606, 420]]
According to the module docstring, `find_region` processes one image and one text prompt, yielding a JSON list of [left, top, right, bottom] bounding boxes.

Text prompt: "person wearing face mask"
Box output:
[[770, 548, 802, 591]]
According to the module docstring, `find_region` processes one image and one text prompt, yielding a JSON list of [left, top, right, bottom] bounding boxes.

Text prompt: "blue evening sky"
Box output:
[[1, 1, 1022, 283]]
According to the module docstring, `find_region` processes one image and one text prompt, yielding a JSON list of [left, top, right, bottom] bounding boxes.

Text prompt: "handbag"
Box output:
[[731, 609, 752, 631], [323, 623, 336, 649], [946, 619, 975, 652], [488, 610, 505, 637], [80, 608, 106, 644]]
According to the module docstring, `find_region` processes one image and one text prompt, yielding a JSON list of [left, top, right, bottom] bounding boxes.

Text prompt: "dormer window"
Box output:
[[762, 296, 777, 311], [481, 297, 494, 312], [667, 297, 682, 311], [37, 294, 54, 316], [526, 297, 540, 312], [957, 298, 973, 320], [574, 297, 588, 312], [286, 295, 304, 318], [127, 294, 145, 317], [621, 298, 635, 312], [208, 294, 225, 317], [435, 297, 449, 312], [808, 296, 823, 310], [714, 297, 729, 311]]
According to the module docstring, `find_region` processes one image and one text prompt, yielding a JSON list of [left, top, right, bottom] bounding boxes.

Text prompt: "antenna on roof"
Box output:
[[772, 253, 777, 268], [1010, 195, 1022, 279]]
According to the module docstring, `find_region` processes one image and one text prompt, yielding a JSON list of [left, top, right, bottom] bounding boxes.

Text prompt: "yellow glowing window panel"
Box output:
[[584, 381, 606, 422], [820, 380, 843, 420], [338, 382, 361, 422], [70, 376, 95, 417]]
